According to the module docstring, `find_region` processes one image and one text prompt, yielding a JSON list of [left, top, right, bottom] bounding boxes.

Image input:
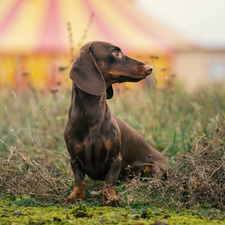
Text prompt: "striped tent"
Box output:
[[0, 0, 194, 90]]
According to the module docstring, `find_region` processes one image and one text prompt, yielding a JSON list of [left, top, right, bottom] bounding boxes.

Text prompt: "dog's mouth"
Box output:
[[118, 75, 146, 83]]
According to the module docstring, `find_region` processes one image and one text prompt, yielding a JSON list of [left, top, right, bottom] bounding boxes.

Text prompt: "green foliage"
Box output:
[[1, 199, 225, 224], [71, 203, 87, 214], [1, 83, 225, 164], [0, 83, 225, 223]]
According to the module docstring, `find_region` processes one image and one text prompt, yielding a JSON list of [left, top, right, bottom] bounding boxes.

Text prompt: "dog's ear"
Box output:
[[70, 48, 106, 96], [106, 85, 114, 99]]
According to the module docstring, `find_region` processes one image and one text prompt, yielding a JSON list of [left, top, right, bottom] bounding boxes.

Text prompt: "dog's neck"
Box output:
[[71, 84, 111, 141]]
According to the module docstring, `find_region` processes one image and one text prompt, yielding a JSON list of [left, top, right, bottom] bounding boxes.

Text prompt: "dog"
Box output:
[[64, 41, 169, 206]]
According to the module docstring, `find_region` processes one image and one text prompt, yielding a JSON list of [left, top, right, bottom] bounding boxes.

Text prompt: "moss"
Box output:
[[1, 198, 225, 225], [141, 208, 154, 219], [71, 203, 88, 214]]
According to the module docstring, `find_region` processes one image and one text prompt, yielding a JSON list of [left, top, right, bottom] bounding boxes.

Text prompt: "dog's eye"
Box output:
[[112, 50, 122, 58], [113, 50, 119, 56]]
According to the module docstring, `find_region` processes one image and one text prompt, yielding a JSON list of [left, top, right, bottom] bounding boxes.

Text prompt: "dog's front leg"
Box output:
[[67, 159, 86, 203], [103, 153, 122, 207]]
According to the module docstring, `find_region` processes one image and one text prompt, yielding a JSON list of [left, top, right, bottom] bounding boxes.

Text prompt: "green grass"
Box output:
[[1, 83, 224, 163], [0, 82, 225, 224], [1, 197, 225, 224]]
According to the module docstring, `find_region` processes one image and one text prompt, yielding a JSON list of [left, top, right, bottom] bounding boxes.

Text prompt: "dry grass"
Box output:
[[117, 130, 225, 210], [0, 83, 225, 210], [0, 148, 70, 204]]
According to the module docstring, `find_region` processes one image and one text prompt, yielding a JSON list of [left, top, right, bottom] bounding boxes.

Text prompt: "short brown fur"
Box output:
[[64, 41, 169, 206]]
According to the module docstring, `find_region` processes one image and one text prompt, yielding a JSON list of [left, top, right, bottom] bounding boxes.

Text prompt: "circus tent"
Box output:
[[0, 0, 195, 90]]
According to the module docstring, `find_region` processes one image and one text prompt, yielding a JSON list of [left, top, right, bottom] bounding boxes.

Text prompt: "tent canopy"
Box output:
[[0, 0, 195, 55]]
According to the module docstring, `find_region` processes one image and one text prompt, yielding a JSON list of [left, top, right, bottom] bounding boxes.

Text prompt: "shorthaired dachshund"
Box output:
[[64, 41, 169, 206]]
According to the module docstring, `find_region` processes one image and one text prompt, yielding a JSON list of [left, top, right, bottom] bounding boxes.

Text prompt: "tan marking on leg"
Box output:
[[74, 144, 85, 154], [103, 181, 119, 207], [67, 180, 86, 203], [103, 140, 111, 151], [144, 165, 151, 176]]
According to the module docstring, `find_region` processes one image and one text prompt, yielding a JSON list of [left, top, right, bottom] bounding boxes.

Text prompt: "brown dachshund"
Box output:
[[64, 41, 169, 206]]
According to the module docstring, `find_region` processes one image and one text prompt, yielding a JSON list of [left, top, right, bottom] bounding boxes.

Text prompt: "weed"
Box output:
[[0, 83, 225, 215]]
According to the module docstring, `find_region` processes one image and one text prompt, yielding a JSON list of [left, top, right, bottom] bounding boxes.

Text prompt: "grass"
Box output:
[[0, 81, 225, 224], [1, 197, 225, 225]]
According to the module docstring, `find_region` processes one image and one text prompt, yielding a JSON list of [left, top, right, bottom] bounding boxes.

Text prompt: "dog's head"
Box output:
[[70, 41, 153, 99]]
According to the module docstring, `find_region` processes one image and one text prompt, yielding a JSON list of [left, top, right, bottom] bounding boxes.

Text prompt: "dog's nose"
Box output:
[[144, 65, 153, 74]]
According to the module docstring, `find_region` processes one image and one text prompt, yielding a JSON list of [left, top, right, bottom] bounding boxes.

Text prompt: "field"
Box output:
[[0, 82, 225, 224]]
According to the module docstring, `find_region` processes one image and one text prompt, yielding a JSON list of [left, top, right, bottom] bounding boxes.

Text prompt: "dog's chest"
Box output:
[[75, 137, 113, 180]]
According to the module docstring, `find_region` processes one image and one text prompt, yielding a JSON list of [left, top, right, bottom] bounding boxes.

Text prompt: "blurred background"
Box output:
[[0, 0, 225, 92], [1, 0, 225, 213]]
